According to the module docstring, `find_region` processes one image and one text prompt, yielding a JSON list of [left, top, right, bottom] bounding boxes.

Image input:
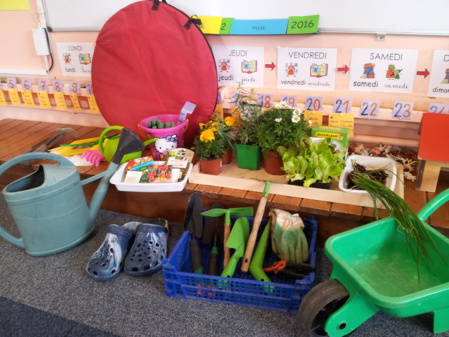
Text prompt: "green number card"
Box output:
[[287, 15, 319, 34], [219, 18, 234, 35]]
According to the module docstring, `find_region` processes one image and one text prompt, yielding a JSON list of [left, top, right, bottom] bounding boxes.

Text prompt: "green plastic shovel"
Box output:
[[221, 217, 249, 278], [201, 207, 254, 267]]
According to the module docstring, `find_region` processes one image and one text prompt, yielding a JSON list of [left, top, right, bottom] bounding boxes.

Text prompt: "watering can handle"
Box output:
[[0, 152, 75, 175], [0, 152, 75, 248], [98, 126, 123, 156]]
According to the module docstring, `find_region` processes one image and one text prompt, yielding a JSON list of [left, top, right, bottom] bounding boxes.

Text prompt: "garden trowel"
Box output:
[[201, 206, 254, 267], [183, 192, 204, 274], [202, 202, 224, 244], [221, 217, 249, 278]]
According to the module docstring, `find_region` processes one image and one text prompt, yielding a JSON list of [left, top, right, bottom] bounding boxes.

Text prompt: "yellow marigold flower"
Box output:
[[224, 116, 236, 126], [200, 128, 216, 142]]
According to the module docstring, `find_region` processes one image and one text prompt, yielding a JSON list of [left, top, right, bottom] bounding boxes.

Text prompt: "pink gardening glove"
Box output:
[[82, 150, 106, 167]]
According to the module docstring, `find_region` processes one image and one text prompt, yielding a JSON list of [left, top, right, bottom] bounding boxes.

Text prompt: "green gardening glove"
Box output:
[[269, 209, 309, 264]]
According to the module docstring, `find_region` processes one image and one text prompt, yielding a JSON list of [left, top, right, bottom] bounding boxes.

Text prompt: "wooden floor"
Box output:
[[1, 119, 449, 246]]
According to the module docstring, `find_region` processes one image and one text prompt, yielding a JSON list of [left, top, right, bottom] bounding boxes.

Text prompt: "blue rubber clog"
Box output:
[[86, 224, 134, 281], [124, 219, 169, 277]]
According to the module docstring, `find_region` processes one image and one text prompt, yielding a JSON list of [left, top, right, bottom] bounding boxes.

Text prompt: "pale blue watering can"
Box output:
[[0, 128, 144, 256]]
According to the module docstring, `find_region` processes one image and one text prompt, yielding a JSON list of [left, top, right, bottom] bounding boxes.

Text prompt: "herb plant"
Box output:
[[231, 87, 262, 146], [350, 172, 441, 267], [255, 102, 311, 155]]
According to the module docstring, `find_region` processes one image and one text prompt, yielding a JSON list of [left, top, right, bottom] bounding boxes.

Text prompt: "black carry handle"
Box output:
[[151, 0, 167, 11]]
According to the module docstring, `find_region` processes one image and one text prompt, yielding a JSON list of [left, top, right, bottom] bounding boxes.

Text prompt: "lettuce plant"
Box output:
[[278, 136, 345, 187]]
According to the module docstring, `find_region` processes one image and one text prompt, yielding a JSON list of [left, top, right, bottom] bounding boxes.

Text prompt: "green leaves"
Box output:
[[279, 137, 345, 187], [256, 107, 311, 154]]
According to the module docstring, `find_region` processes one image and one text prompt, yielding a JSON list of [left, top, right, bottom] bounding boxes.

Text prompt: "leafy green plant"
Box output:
[[278, 136, 345, 187], [255, 102, 311, 155], [231, 87, 262, 146]]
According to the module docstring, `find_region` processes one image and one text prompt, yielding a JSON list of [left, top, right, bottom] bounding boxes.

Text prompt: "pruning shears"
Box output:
[[263, 260, 315, 279]]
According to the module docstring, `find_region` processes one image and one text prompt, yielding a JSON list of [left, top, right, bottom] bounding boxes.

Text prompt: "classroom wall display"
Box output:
[[277, 48, 337, 91], [0, 0, 29, 10], [212, 46, 265, 88], [349, 49, 418, 94], [57, 43, 94, 78], [41, 0, 449, 36], [427, 50, 449, 98]]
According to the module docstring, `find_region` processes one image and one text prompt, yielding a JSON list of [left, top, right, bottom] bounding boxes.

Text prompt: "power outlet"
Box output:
[[376, 34, 386, 41], [32, 28, 50, 56]]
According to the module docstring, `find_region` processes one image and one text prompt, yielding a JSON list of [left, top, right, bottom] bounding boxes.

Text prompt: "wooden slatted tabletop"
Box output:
[[1, 119, 448, 245]]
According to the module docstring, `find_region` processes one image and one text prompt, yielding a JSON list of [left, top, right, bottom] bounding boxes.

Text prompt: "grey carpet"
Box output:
[[0, 195, 448, 337]]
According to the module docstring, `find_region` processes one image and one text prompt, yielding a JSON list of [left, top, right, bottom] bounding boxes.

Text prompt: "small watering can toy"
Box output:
[[99, 126, 156, 163], [0, 128, 144, 256]]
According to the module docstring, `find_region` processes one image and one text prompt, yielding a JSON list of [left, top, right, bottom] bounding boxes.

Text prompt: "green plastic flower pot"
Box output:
[[235, 144, 261, 170]]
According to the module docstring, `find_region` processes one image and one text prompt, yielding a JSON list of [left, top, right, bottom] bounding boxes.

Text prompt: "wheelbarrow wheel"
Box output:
[[298, 279, 350, 337]]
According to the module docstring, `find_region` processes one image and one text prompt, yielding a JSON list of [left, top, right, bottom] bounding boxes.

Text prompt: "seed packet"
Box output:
[[125, 156, 154, 171], [166, 148, 194, 168], [140, 165, 172, 183]]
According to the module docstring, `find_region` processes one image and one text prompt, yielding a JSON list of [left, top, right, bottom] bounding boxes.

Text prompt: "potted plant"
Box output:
[[220, 114, 237, 165], [231, 87, 263, 170], [255, 102, 311, 175], [191, 115, 229, 175], [278, 136, 345, 188]]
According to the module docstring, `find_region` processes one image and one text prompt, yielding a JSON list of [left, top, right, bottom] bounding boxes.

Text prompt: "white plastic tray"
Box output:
[[339, 155, 397, 194], [110, 161, 192, 192]]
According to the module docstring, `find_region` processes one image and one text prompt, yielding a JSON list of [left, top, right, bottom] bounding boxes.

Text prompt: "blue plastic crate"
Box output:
[[162, 216, 318, 315]]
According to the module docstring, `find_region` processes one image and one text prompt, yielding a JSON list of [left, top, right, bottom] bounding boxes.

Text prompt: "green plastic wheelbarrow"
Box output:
[[298, 188, 449, 336]]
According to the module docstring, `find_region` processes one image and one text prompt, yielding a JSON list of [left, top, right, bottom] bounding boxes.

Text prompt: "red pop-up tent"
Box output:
[[92, 0, 218, 146]]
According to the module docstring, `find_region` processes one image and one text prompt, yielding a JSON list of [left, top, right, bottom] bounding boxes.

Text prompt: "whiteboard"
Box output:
[[43, 0, 449, 35]]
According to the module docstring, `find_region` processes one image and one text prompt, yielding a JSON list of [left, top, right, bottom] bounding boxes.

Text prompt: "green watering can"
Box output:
[[0, 128, 144, 257], [98, 125, 156, 163]]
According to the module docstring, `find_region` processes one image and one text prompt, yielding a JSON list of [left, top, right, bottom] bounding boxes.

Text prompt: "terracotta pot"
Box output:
[[199, 158, 222, 175], [263, 151, 284, 175], [221, 148, 233, 165]]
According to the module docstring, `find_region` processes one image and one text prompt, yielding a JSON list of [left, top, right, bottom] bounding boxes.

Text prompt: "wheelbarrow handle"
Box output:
[[417, 188, 449, 222]]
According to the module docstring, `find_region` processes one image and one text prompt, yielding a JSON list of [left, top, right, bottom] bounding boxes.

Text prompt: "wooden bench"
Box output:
[[1, 119, 448, 246]]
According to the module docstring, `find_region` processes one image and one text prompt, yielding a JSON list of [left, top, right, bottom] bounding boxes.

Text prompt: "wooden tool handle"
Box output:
[[223, 224, 231, 267], [240, 196, 267, 272]]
